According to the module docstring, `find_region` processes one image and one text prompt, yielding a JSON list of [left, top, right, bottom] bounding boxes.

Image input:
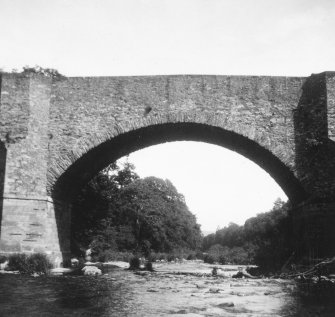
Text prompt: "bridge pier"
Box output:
[[0, 73, 70, 265], [291, 202, 335, 259], [0, 197, 71, 266]]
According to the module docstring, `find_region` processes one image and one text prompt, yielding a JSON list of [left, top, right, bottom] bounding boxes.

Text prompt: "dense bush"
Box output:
[[0, 255, 7, 264], [187, 253, 197, 260], [7, 254, 29, 273], [167, 254, 177, 262], [202, 199, 292, 269], [7, 253, 52, 274], [147, 252, 168, 262], [218, 254, 227, 264], [202, 246, 251, 265], [129, 257, 140, 270], [195, 251, 205, 260], [96, 250, 133, 263], [203, 254, 216, 264], [147, 253, 158, 262], [145, 261, 154, 271], [28, 253, 53, 274], [228, 247, 250, 265]]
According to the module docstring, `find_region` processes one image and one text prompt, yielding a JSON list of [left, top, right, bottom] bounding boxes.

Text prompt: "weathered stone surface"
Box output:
[[45, 75, 312, 204], [327, 72, 335, 142], [0, 197, 70, 262], [0, 71, 334, 262]]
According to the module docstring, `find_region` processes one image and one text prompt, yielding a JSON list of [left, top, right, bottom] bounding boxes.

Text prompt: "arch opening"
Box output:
[[51, 122, 307, 205]]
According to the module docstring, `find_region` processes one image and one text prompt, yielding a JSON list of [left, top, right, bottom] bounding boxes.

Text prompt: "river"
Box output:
[[0, 261, 334, 316]]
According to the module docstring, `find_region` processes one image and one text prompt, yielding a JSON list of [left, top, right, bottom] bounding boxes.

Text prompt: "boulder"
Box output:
[[82, 266, 102, 276], [0, 260, 8, 270], [71, 258, 79, 267]]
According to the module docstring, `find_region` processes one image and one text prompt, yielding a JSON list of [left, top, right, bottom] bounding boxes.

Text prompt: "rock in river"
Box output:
[[82, 266, 102, 276]]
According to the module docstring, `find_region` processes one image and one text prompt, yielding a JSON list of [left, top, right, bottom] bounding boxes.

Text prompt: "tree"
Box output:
[[244, 199, 291, 269], [70, 161, 139, 254], [71, 164, 202, 257], [117, 177, 203, 253], [202, 198, 292, 268]]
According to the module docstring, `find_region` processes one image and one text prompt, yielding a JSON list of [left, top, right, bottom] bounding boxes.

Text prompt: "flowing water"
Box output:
[[0, 261, 334, 316]]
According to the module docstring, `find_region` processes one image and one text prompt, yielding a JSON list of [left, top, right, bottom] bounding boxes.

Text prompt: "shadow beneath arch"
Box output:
[[293, 72, 335, 202], [0, 142, 6, 237], [0, 74, 6, 238], [293, 72, 335, 257]]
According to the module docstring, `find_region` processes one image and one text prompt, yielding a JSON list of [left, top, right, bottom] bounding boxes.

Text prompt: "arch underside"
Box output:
[[51, 122, 307, 205]]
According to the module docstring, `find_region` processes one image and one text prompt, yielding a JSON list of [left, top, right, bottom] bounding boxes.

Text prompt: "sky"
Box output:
[[118, 142, 287, 233], [1, 0, 335, 232]]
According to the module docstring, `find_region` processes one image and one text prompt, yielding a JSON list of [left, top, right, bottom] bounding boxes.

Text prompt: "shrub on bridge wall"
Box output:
[[22, 65, 66, 80], [0, 65, 66, 80], [7, 253, 53, 274]]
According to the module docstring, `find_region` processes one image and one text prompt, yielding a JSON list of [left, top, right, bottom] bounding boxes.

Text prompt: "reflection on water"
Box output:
[[0, 270, 137, 316], [0, 263, 334, 316]]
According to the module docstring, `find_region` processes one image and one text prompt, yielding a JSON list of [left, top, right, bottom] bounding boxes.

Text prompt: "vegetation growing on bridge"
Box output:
[[0, 65, 66, 80]]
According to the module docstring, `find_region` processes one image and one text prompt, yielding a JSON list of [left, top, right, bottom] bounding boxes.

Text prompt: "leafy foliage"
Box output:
[[22, 65, 66, 80], [129, 257, 140, 270], [243, 199, 291, 269], [71, 161, 138, 254], [73, 159, 291, 269], [117, 176, 202, 253], [7, 254, 29, 273], [71, 161, 202, 258], [96, 250, 134, 263], [202, 199, 292, 268], [203, 254, 216, 264], [7, 253, 52, 274], [0, 255, 7, 263]]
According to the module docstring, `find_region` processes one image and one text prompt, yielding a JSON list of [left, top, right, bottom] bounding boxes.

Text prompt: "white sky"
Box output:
[[1, 0, 335, 232]]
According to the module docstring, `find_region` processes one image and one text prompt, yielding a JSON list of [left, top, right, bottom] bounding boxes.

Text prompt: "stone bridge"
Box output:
[[0, 71, 334, 263]]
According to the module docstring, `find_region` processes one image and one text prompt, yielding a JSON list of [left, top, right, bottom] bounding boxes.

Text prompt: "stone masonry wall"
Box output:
[[294, 72, 335, 200], [327, 72, 335, 141], [47, 75, 305, 198], [0, 73, 51, 198], [0, 73, 65, 261], [0, 74, 30, 144]]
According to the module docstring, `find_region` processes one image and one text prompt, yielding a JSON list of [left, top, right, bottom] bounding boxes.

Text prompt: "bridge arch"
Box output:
[[50, 112, 307, 205]]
